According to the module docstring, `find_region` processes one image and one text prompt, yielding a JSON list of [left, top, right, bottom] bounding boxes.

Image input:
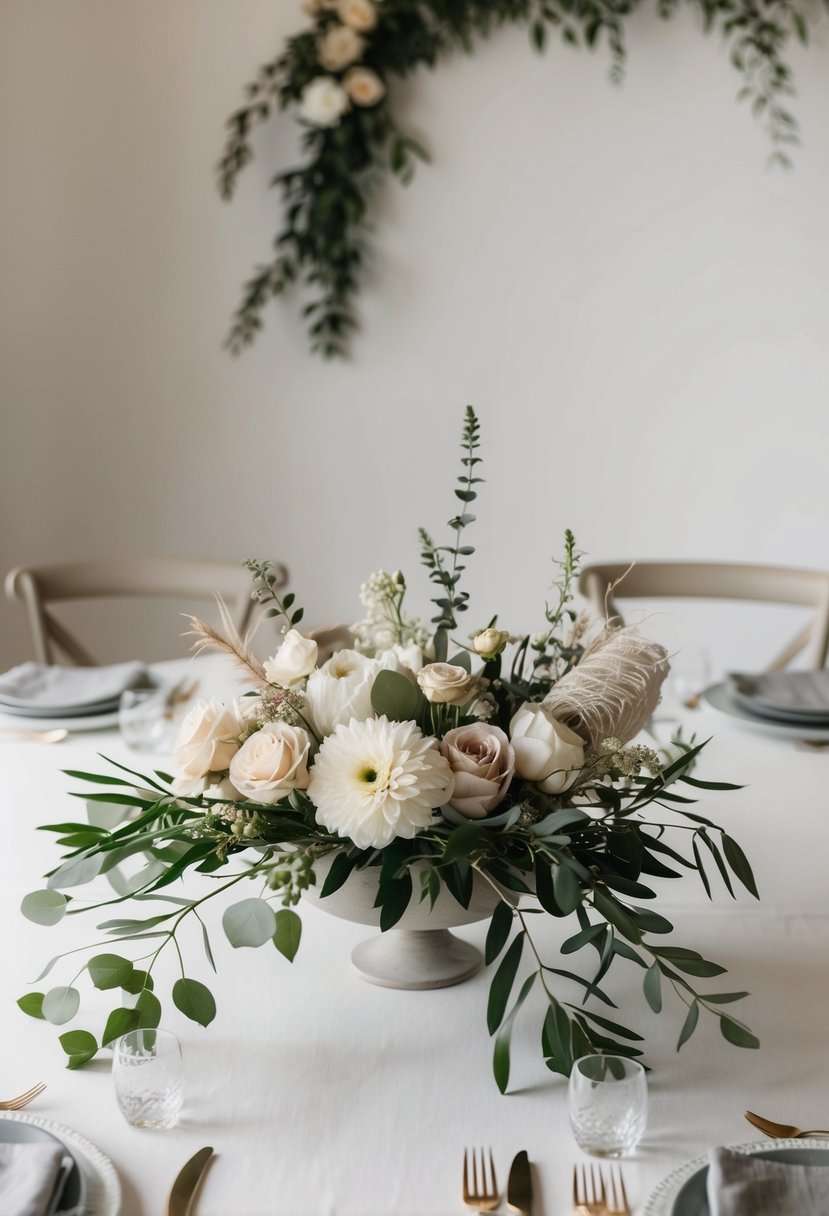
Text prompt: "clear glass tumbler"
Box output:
[[118, 687, 169, 753], [568, 1054, 647, 1157], [112, 1029, 183, 1129]]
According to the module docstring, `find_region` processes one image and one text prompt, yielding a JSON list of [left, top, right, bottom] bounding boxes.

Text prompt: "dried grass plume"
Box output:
[[185, 597, 267, 686]]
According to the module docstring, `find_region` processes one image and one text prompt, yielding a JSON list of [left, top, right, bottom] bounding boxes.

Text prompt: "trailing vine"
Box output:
[[218, 0, 826, 357]]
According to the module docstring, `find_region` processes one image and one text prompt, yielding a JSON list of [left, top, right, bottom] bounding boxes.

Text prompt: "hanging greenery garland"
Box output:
[[218, 0, 824, 358]]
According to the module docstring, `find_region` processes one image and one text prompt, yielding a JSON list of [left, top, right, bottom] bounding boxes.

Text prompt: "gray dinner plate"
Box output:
[[701, 682, 829, 742], [0, 1118, 87, 1214], [672, 1147, 829, 1214]]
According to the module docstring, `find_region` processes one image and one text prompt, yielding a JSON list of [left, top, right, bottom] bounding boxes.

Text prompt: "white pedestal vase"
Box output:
[[303, 855, 515, 991]]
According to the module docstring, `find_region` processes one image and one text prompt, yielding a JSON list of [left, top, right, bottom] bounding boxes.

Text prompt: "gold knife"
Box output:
[[165, 1146, 214, 1216]]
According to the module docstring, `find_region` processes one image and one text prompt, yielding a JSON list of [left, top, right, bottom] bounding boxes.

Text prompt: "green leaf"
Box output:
[[88, 954, 134, 991], [592, 889, 642, 943], [541, 1000, 573, 1073], [553, 863, 583, 915], [722, 835, 759, 898], [677, 1001, 700, 1050], [720, 1016, 760, 1049], [320, 851, 359, 897], [222, 899, 277, 948], [46, 853, 104, 890], [20, 890, 68, 926], [377, 871, 412, 931], [486, 933, 524, 1034], [493, 1024, 512, 1094], [630, 907, 674, 935], [59, 1029, 97, 1066], [485, 900, 515, 965], [419, 867, 440, 910], [42, 986, 80, 1025], [172, 978, 216, 1027], [441, 823, 481, 866], [273, 909, 302, 962], [561, 923, 606, 955], [643, 963, 662, 1013], [17, 992, 45, 1019], [135, 989, 162, 1029], [370, 669, 423, 722], [102, 1006, 141, 1046], [705, 991, 750, 1005], [120, 969, 154, 996]]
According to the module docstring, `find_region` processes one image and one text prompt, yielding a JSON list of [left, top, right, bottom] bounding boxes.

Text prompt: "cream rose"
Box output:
[[338, 0, 378, 30], [509, 703, 585, 794], [317, 24, 365, 70], [344, 66, 385, 106], [417, 662, 475, 706], [472, 628, 510, 660], [304, 649, 382, 736], [440, 723, 515, 819], [264, 630, 319, 686], [203, 775, 242, 802], [299, 76, 350, 127], [375, 641, 424, 679], [172, 699, 243, 780], [229, 723, 312, 806]]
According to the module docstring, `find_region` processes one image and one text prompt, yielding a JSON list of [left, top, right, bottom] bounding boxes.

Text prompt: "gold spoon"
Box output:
[[0, 728, 69, 744], [745, 1110, 829, 1138]]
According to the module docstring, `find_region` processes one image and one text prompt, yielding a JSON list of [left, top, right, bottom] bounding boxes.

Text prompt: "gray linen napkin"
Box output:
[[728, 670, 829, 716], [708, 1146, 829, 1215], [0, 660, 149, 711], [0, 1141, 66, 1216]]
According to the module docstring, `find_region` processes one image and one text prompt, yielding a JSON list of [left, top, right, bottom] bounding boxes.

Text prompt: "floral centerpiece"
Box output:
[[20, 409, 758, 1089]]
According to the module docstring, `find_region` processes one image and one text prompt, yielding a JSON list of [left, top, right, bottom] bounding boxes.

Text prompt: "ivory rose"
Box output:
[[440, 723, 515, 819], [417, 662, 475, 706], [304, 649, 382, 736], [472, 628, 510, 660], [299, 76, 350, 127], [264, 630, 318, 686], [338, 0, 378, 31], [172, 699, 243, 781], [509, 703, 585, 794], [344, 66, 385, 107], [317, 24, 365, 70], [375, 641, 425, 679], [229, 723, 312, 806]]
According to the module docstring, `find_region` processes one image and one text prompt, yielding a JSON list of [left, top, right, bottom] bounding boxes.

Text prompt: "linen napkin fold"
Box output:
[[0, 1141, 67, 1216], [728, 670, 829, 716], [0, 660, 149, 711], [707, 1145, 829, 1215]]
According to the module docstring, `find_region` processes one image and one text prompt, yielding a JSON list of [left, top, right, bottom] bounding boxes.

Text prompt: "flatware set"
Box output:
[[745, 1110, 829, 1139]]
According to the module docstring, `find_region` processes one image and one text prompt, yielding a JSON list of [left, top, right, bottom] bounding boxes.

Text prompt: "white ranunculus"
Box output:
[[317, 24, 365, 70], [338, 0, 378, 32], [417, 662, 475, 706], [299, 76, 350, 127], [304, 649, 382, 737], [375, 641, 425, 679], [308, 715, 454, 849], [172, 699, 243, 780], [264, 630, 319, 686], [509, 703, 585, 794], [229, 723, 312, 806], [343, 66, 385, 107]]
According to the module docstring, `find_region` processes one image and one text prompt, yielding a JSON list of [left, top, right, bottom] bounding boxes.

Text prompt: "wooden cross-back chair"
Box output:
[[5, 557, 288, 666], [578, 561, 829, 671]]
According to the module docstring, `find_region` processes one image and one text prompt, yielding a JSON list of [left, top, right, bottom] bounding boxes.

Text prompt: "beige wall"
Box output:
[[1, 1, 828, 669]]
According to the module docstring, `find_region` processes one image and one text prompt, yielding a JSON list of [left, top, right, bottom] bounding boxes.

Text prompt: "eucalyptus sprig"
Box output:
[[219, 0, 827, 356]]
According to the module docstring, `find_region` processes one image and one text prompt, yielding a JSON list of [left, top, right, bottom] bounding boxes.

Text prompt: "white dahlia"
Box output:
[[307, 715, 454, 850]]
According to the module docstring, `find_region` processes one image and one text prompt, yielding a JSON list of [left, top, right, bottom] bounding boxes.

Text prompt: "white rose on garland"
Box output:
[[338, 0, 378, 32], [299, 76, 350, 128], [317, 24, 366, 71], [308, 715, 454, 849], [229, 723, 312, 805], [172, 699, 243, 782], [304, 648, 381, 736], [343, 67, 386, 108], [509, 702, 585, 794], [264, 629, 319, 686]]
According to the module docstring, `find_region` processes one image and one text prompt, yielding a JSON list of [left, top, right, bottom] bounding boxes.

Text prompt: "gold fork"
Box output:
[[462, 1147, 499, 1213], [605, 1166, 631, 1215], [573, 1162, 607, 1214], [0, 1082, 47, 1110]]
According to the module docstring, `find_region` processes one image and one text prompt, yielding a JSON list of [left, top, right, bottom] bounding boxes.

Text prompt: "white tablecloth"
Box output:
[[3, 654, 829, 1215]]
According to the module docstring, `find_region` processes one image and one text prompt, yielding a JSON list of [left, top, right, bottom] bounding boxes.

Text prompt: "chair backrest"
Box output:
[[578, 561, 829, 671], [5, 558, 288, 666]]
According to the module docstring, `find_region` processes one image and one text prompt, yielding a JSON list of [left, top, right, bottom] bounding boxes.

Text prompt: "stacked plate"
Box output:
[[701, 670, 829, 742], [0, 1113, 120, 1216], [0, 660, 153, 732]]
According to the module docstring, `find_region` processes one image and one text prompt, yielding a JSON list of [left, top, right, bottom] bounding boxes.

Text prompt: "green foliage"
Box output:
[[172, 979, 216, 1027], [218, 0, 825, 355], [20, 890, 67, 926], [273, 909, 302, 961], [222, 899, 278, 948]]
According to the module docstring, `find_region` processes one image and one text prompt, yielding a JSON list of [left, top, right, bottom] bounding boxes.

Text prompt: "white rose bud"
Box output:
[[264, 629, 319, 686], [229, 723, 312, 806], [417, 662, 475, 706], [344, 66, 385, 107], [299, 76, 350, 127], [509, 702, 585, 794], [338, 0, 378, 30], [472, 628, 510, 660], [172, 699, 243, 780], [317, 23, 366, 71]]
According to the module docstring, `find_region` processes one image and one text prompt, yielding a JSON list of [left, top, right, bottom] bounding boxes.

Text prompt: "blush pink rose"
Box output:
[[440, 723, 515, 819]]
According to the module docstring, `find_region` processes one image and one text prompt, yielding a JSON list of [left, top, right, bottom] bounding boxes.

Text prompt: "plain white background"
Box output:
[[1, 1, 828, 670]]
